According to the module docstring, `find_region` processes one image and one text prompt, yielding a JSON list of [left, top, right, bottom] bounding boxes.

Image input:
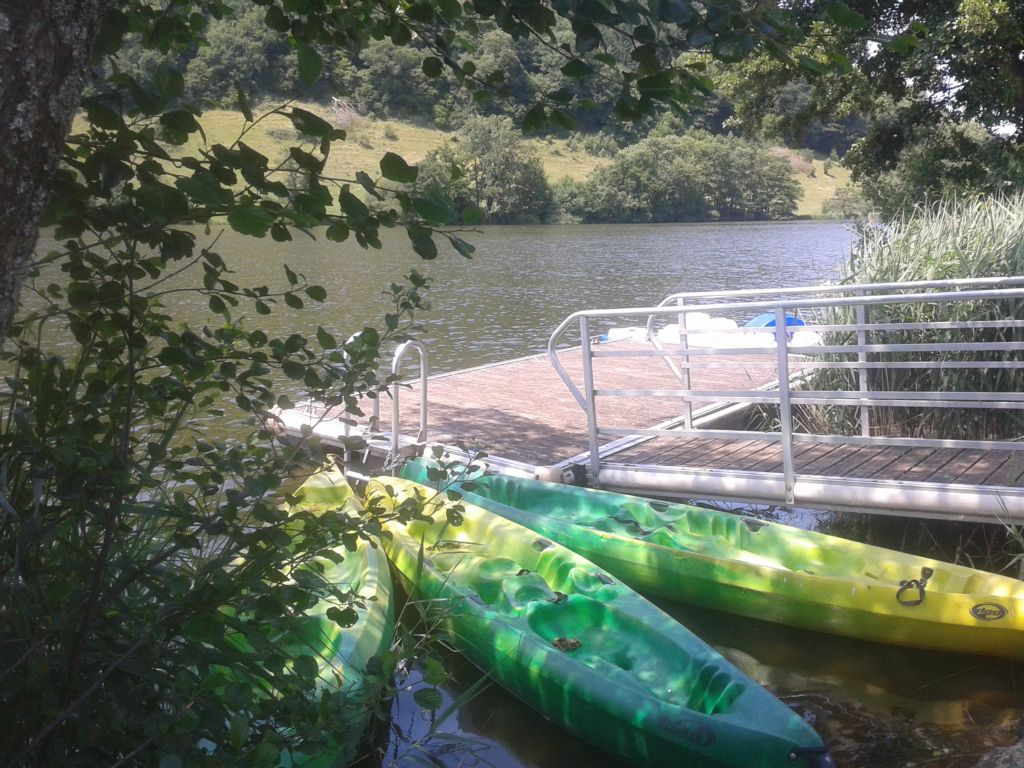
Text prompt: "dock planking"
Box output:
[[385, 342, 772, 465]]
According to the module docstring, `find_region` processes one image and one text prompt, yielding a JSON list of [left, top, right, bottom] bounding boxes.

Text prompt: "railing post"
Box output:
[[579, 316, 602, 484], [856, 289, 871, 437], [775, 307, 795, 504], [677, 297, 693, 430]]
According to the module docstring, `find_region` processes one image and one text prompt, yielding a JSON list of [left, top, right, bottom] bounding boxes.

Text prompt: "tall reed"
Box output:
[[799, 194, 1024, 441]]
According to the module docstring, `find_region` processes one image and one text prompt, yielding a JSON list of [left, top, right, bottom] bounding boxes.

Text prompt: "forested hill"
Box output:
[[110, 1, 863, 223]]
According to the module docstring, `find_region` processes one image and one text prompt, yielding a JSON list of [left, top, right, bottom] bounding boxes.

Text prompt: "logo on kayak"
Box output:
[[970, 603, 1007, 621], [656, 716, 715, 747]]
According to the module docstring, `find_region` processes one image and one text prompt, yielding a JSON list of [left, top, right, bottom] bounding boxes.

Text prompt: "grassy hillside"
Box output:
[[193, 104, 608, 183], [776, 149, 854, 218], [191, 103, 852, 217]]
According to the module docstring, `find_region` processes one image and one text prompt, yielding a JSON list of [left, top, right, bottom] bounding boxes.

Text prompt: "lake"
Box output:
[[78, 220, 845, 375], [28, 220, 1022, 767]]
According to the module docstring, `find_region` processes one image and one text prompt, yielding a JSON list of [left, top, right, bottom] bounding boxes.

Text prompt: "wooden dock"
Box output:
[[379, 342, 775, 466], [276, 335, 1024, 523], [278, 271, 1024, 523]]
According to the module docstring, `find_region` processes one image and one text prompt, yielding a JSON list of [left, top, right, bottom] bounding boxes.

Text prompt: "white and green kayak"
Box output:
[[280, 469, 394, 765], [366, 474, 832, 768], [399, 458, 1024, 659]]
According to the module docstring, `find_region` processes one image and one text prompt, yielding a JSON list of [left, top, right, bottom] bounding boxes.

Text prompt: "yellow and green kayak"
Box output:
[[399, 458, 1024, 659], [366, 475, 832, 768], [281, 469, 394, 765]]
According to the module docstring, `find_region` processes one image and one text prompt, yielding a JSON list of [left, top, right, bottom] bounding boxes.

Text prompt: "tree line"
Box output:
[[416, 117, 802, 224]]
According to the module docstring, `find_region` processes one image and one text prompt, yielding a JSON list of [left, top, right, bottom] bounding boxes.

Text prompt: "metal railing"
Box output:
[[371, 340, 429, 458], [548, 278, 1024, 505]]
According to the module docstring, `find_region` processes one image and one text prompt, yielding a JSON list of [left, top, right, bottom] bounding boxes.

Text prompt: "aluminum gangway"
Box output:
[[548, 277, 1024, 523]]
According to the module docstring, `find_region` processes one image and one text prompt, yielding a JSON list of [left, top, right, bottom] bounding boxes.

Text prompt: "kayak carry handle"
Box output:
[[896, 566, 935, 606]]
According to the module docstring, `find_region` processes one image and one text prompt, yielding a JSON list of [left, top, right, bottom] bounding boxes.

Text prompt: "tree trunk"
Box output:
[[0, 0, 111, 348]]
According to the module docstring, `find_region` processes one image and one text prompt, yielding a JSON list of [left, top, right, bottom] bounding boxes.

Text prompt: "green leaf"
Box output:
[[208, 295, 226, 313], [825, 2, 867, 30], [326, 606, 359, 627], [422, 56, 444, 78], [659, 0, 694, 25], [293, 654, 318, 679], [306, 285, 327, 301], [325, 221, 350, 242], [380, 152, 418, 183], [561, 59, 593, 79], [422, 656, 446, 685], [289, 147, 325, 173], [227, 204, 274, 237], [67, 282, 97, 307], [797, 55, 828, 76], [687, 25, 714, 49], [84, 100, 123, 131], [284, 265, 298, 285], [154, 65, 184, 99], [297, 45, 323, 84], [413, 687, 444, 710], [574, 22, 602, 53], [549, 108, 577, 131], [338, 189, 370, 222], [522, 104, 546, 133], [235, 82, 254, 123], [92, 9, 128, 59], [264, 5, 289, 31], [290, 108, 334, 138], [447, 234, 475, 258], [160, 110, 201, 135], [284, 292, 304, 309], [282, 360, 305, 379], [413, 195, 453, 224], [407, 226, 439, 260], [177, 172, 232, 206], [316, 326, 336, 348], [229, 713, 248, 750], [885, 33, 920, 54]]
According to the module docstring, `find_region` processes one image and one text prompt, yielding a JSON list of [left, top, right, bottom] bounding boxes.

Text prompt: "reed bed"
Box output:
[[797, 194, 1024, 441]]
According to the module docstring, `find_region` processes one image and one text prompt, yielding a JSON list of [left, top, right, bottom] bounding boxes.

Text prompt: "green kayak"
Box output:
[[281, 469, 394, 766], [366, 475, 832, 768], [399, 458, 1024, 659]]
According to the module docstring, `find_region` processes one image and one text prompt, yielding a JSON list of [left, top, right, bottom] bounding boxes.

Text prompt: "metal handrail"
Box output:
[[385, 340, 429, 457], [547, 279, 1024, 497], [549, 285, 1024, 408], [654, 275, 1024, 308]]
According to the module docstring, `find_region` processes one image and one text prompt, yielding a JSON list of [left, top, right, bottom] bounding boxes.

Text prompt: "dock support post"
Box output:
[[580, 316, 602, 485], [775, 307, 795, 504]]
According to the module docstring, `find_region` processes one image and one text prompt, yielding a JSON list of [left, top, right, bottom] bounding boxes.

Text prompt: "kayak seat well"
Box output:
[[428, 553, 565, 612], [526, 595, 746, 715]]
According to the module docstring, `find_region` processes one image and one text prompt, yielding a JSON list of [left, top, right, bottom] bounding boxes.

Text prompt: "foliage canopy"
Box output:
[[0, 0, 842, 765]]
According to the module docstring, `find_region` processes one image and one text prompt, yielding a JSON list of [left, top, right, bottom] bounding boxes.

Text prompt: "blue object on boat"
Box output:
[[745, 312, 805, 328]]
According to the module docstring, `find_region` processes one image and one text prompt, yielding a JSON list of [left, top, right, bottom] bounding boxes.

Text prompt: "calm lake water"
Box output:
[[36, 220, 843, 374], [29, 220, 1023, 766], [33, 220, 852, 374]]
